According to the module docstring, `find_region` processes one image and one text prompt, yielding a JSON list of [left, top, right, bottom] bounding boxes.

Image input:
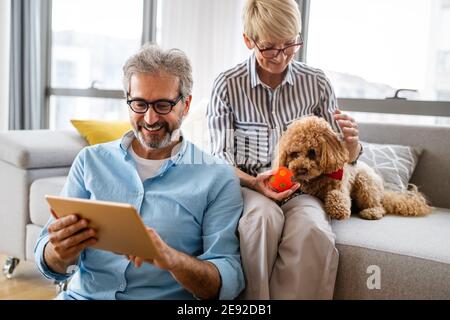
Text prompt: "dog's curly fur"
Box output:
[[275, 116, 432, 220]]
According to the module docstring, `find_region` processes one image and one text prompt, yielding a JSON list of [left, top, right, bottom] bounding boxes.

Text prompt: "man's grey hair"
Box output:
[[122, 43, 193, 101]]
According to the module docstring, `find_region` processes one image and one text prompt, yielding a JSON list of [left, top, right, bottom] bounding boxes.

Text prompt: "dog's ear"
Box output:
[[273, 140, 288, 169], [320, 126, 349, 173]]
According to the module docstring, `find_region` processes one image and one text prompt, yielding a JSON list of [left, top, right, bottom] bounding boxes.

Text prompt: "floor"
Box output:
[[0, 254, 57, 300]]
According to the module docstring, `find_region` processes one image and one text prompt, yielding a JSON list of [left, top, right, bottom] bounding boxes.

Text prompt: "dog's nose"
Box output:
[[296, 168, 308, 175]]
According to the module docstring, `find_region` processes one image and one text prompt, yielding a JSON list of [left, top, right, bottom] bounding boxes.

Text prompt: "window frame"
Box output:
[[45, 0, 450, 129], [44, 0, 157, 129], [298, 0, 450, 118]]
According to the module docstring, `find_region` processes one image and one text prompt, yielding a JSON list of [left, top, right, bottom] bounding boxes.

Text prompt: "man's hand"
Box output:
[[334, 109, 361, 162], [126, 227, 177, 270], [44, 213, 97, 274], [126, 228, 221, 299], [252, 169, 300, 202]]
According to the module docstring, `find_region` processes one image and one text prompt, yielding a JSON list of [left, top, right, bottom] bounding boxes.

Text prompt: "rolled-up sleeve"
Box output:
[[34, 148, 90, 280], [197, 166, 244, 300], [206, 73, 236, 166]]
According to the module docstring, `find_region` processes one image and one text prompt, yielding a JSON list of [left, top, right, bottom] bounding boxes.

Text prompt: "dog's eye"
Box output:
[[307, 149, 316, 159], [290, 152, 300, 159]]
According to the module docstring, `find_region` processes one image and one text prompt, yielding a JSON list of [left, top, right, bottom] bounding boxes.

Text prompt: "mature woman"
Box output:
[[207, 0, 362, 299]]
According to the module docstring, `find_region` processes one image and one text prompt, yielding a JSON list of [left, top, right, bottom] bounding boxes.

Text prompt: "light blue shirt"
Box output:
[[35, 131, 245, 300]]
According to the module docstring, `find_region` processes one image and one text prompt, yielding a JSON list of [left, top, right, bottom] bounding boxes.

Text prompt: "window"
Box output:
[[156, 0, 249, 108], [48, 0, 249, 130], [307, 0, 450, 125], [49, 0, 143, 130]]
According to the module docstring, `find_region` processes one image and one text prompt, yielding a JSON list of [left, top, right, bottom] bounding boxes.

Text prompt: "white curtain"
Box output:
[[9, 0, 51, 130], [0, 0, 10, 131], [157, 0, 249, 107]]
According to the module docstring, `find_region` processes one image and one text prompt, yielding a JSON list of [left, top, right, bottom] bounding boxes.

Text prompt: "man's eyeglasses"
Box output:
[[127, 93, 184, 115], [253, 34, 303, 59]]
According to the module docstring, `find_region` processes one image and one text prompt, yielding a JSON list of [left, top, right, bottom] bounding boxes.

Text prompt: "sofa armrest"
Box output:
[[0, 130, 87, 169]]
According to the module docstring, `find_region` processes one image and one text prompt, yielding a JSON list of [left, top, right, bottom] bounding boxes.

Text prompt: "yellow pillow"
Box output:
[[71, 120, 131, 145]]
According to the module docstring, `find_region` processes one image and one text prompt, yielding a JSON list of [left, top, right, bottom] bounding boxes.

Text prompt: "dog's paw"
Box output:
[[359, 207, 385, 220], [325, 191, 352, 220], [325, 202, 351, 220]]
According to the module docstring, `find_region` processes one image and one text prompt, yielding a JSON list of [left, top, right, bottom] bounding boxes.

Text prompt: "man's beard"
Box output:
[[133, 118, 182, 150]]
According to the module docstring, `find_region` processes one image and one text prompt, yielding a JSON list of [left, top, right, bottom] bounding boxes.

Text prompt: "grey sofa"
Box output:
[[0, 122, 449, 299]]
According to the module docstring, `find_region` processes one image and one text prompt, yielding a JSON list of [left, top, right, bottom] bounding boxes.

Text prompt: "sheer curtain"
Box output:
[[9, 0, 51, 130], [157, 0, 249, 107], [0, 0, 10, 131]]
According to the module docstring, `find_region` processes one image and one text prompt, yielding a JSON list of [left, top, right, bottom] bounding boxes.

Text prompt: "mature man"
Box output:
[[35, 44, 244, 300]]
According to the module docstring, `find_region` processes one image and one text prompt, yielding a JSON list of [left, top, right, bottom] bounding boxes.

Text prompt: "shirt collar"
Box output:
[[119, 129, 188, 166], [247, 53, 295, 89]]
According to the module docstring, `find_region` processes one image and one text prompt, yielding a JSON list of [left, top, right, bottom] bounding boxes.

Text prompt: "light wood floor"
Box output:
[[0, 254, 57, 300]]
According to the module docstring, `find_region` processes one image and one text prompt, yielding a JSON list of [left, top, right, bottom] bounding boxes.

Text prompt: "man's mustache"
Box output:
[[138, 121, 169, 131]]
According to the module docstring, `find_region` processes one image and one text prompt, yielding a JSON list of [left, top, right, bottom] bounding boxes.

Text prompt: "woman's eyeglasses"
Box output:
[[253, 34, 303, 59]]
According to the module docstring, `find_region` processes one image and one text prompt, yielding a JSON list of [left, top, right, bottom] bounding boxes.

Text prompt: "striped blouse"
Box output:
[[207, 53, 341, 177]]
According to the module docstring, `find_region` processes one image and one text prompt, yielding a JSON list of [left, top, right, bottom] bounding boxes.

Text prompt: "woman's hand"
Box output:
[[252, 169, 300, 202], [334, 109, 361, 162]]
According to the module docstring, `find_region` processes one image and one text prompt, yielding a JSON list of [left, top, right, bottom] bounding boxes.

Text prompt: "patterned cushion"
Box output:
[[359, 142, 422, 192]]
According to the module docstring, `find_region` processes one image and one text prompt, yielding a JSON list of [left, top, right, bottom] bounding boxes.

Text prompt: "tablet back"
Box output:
[[45, 195, 157, 259]]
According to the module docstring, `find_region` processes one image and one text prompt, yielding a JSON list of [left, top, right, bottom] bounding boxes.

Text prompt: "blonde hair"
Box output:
[[242, 0, 301, 42]]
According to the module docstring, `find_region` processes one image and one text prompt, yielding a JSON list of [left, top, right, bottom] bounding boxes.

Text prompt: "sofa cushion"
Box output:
[[332, 208, 450, 299], [358, 122, 450, 210], [359, 141, 422, 192], [30, 176, 67, 226], [26, 224, 43, 262], [0, 130, 87, 169]]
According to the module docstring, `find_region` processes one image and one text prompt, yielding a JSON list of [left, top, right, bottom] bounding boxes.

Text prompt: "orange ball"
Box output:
[[269, 166, 295, 192]]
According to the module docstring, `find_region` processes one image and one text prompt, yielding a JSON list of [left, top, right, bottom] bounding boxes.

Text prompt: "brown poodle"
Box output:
[[275, 116, 432, 220]]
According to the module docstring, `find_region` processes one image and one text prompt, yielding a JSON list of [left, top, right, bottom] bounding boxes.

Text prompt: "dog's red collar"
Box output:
[[325, 168, 344, 180]]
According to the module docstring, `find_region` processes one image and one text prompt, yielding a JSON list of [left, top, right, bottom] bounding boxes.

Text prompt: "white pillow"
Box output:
[[359, 141, 422, 192]]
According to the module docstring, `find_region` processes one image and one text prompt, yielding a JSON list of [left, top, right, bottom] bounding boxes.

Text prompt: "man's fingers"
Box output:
[[58, 228, 96, 250], [48, 214, 79, 233], [127, 255, 147, 268], [147, 228, 165, 250], [63, 238, 97, 258], [51, 219, 90, 242], [134, 257, 143, 268]]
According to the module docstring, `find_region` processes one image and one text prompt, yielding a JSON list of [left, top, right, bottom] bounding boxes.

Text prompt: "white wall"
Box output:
[[0, 0, 10, 131]]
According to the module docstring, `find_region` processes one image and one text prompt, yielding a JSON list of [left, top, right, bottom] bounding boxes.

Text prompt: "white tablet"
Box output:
[[45, 195, 157, 259]]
